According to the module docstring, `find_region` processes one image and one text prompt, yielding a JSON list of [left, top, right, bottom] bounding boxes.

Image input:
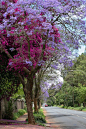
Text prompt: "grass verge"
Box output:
[[56, 105, 86, 111]]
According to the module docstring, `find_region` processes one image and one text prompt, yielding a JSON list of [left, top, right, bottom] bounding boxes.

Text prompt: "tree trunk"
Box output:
[[78, 103, 81, 107], [34, 77, 40, 113], [24, 75, 35, 124], [0, 101, 2, 119], [34, 98, 38, 113], [59, 99, 60, 105], [38, 99, 41, 109], [83, 102, 86, 107], [17, 71, 36, 124], [72, 91, 75, 107], [25, 91, 35, 124]]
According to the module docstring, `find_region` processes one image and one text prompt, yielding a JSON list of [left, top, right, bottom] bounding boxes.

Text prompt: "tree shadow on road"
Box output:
[[46, 114, 72, 119], [60, 125, 79, 129], [48, 122, 64, 125], [46, 123, 79, 129]]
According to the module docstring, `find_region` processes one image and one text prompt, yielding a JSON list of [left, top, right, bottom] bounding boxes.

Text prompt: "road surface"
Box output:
[[43, 106, 86, 129]]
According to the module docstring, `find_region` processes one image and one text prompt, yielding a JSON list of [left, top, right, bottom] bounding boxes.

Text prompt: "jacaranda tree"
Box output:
[[0, 0, 86, 124]]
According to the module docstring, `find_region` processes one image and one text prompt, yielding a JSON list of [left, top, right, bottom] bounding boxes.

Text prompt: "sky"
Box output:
[[58, 45, 86, 82], [78, 45, 85, 55], [78, 14, 86, 55]]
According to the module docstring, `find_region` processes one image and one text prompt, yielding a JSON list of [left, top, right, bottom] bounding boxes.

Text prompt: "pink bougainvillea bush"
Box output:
[[0, 0, 61, 73]]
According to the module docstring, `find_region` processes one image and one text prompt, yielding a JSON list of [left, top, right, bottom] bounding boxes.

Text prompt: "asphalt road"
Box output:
[[43, 106, 86, 129]]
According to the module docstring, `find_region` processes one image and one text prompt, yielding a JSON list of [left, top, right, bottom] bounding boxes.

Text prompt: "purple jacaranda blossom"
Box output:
[[38, 60, 45, 66], [68, 60, 74, 67], [26, 20, 31, 25], [43, 82, 50, 87], [3, 12, 8, 18], [26, 31, 33, 35], [42, 22, 52, 30], [51, 64, 57, 69], [9, 62, 13, 66], [18, 0, 34, 5], [10, 16, 17, 20], [0, 25, 4, 30], [25, 60, 33, 66], [15, 11, 21, 15], [57, 82, 63, 88], [44, 90, 49, 97], [7, 8, 15, 14], [9, 47, 15, 52]]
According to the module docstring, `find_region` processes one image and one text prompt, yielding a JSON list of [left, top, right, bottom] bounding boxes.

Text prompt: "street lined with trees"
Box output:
[[0, 0, 86, 124], [43, 106, 86, 129], [47, 53, 86, 108]]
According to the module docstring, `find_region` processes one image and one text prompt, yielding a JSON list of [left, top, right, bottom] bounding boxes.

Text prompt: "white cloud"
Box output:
[[78, 45, 85, 55]]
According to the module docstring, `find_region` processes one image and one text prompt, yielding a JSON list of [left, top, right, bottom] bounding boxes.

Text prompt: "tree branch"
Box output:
[[32, 65, 41, 76], [17, 73, 25, 87], [23, 67, 30, 75], [26, 34, 30, 59], [53, 14, 61, 23]]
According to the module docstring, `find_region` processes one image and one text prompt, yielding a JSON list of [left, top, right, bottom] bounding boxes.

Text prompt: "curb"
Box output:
[[43, 108, 62, 129]]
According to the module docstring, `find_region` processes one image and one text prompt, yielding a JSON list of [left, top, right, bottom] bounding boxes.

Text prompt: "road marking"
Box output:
[[83, 117, 86, 119], [76, 115, 80, 117], [57, 111, 86, 120]]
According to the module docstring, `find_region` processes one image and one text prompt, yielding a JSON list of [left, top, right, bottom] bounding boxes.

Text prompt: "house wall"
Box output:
[[0, 98, 25, 119]]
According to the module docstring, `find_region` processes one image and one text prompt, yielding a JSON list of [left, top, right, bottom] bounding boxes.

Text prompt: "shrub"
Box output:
[[18, 109, 26, 116], [68, 106, 74, 109], [13, 109, 26, 120], [68, 106, 71, 109], [60, 105, 64, 108], [26, 108, 46, 126], [35, 108, 45, 116], [64, 106, 68, 109], [78, 107, 84, 111], [74, 104, 78, 107], [13, 112, 18, 120], [3, 99, 14, 120], [33, 113, 46, 123], [24, 106, 27, 112]]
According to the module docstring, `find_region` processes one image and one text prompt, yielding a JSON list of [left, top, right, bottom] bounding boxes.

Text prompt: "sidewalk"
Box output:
[[0, 112, 55, 129]]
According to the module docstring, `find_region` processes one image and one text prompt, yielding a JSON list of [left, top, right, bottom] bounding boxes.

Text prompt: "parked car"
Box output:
[[45, 104, 48, 107]]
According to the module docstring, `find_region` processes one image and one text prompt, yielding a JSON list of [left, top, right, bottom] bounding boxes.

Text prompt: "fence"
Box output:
[[0, 98, 25, 119]]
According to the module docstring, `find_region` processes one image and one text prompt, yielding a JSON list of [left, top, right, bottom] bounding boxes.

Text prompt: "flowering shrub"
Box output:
[[0, 0, 62, 74]]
